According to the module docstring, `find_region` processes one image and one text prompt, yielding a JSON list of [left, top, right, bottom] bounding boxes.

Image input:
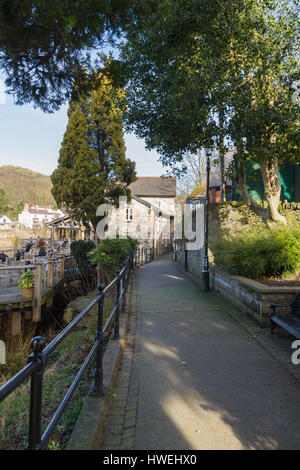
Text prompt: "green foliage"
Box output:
[[88, 238, 138, 278], [0, 188, 8, 214], [51, 72, 136, 229], [0, 1, 163, 111], [18, 271, 34, 289], [70, 240, 96, 276], [0, 311, 99, 449], [214, 226, 300, 279], [0, 166, 55, 220], [0, 0, 138, 111], [121, 0, 300, 221]]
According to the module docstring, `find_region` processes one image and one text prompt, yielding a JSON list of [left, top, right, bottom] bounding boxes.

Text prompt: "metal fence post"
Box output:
[[112, 271, 121, 340], [90, 284, 105, 396], [27, 336, 46, 450]]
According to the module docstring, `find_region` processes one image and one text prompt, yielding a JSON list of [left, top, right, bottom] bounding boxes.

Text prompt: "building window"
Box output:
[[125, 208, 134, 221]]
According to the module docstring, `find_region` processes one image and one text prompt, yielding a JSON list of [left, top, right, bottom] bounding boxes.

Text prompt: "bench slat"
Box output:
[[271, 314, 300, 339]]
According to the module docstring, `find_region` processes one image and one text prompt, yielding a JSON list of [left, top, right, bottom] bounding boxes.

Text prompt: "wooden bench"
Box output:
[[270, 292, 300, 339]]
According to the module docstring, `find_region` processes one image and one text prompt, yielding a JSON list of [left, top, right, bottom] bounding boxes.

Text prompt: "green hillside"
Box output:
[[0, 165, 55, 220]]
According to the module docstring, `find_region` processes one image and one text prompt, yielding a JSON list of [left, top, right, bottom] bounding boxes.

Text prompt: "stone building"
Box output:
[[0, 215, 12, 227], [18, 204, 64, 229], [104, 176, 176, 253], [47, 176, 177, 254]]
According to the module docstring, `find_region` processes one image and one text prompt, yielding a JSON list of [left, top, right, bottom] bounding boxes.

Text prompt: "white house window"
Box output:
[[125, 208, 134, 221]]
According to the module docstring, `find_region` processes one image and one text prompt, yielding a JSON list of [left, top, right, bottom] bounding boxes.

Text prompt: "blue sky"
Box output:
[[0, 92, 165, 177]]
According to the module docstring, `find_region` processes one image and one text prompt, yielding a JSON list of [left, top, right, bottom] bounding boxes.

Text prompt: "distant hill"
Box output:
[[0, 165, 55, 219]]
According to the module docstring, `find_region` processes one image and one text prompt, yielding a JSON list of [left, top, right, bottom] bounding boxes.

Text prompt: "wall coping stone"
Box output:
[[211, 265, 300, 294]]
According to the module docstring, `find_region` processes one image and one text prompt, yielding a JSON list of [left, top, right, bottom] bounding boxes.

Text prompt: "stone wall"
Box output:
[[210, 266, 299, 327], [0, 227, 50, 249], [141, 196, 175, 216], [175, 239, 298, 327], [175, 240, 204, 281], [174, 202, 300, 326], [105, 198, 173, 252]]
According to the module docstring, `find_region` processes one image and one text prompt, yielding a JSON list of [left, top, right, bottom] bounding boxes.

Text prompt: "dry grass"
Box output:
[[0, 292, 116, 450]]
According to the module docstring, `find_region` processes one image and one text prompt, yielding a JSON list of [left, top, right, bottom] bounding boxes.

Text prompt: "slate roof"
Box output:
[[46, 214, 71, 226], [129, 176, 176, 197]]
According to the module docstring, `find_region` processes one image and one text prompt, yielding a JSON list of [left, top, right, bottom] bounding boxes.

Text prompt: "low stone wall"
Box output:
[[175, 241, 204, 282], [175, 241, 299, 327], [210, 267, 299, 327]]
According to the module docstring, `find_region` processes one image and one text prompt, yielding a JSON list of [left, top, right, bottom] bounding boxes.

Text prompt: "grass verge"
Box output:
[[0, 293, 115, 450]]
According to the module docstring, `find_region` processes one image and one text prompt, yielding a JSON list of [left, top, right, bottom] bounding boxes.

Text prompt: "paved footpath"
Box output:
[[100, 255, 300, 450]]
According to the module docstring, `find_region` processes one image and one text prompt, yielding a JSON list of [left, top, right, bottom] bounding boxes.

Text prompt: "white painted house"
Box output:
[[0, 215, 12, 226], [105, 176, 176, 251], [18, 204, 64, 229]]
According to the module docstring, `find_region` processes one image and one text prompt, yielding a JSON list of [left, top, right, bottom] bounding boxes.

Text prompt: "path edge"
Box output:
[[66, 275, 134, 450]]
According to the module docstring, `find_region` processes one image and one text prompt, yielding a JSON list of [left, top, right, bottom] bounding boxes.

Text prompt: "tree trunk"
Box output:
[[260, 156, 286, 224], [235, 156, 286, 224], [236, 159, 269, 218]]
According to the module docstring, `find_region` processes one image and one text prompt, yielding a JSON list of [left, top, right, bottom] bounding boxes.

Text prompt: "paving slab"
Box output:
[[101, 254, 300, 450]]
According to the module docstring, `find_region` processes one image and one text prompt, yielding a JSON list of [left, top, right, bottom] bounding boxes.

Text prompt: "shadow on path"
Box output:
[[133, 254, 300, 450]]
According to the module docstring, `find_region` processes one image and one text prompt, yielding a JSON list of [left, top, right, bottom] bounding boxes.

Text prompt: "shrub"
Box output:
[[88, 238, 138, 280], [70, 240, 96, 275], [18, 270, 34, 289], [213, 226, 300, 279]]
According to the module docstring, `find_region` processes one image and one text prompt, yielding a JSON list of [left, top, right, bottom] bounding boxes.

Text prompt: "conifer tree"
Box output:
[[51, 74, 136, 231], [0, 0, 159, 111]]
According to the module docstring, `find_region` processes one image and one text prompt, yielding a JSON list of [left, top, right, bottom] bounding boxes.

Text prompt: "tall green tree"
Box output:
[[0, 0, 162, 111], [227, 0, 299, 223], [121, 0, 234, 169], [51, 73, 136, 231], [121, 0, 299, 222]]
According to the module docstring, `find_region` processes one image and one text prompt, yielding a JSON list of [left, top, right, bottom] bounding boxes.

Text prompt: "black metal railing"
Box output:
[[0, 249, 134, 450], [134, 247, 154, 266]]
